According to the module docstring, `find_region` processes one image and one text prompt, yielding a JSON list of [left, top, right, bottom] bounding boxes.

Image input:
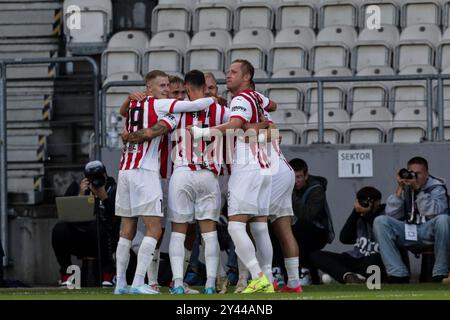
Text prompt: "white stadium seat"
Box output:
[[352, 42, 393, 72], [306, 85, 346, 115], [270, 109, 308, 144], [305, 109, 350, 144], [275, 27, 315, 49], [271, 68, 311, 78], [319, 1, 358, 28], [234, 1, 275, 31], [401, 0, 441, 27], [391, 107, 437, 143], [356, 66, 396, 76], [63, 0, 113, 55], [316, 26, 357, 48], [275, 0, 317, 30], [348, 83, 389, 113], [310, 43, 350, 72], [266, 85, 304, 110], [313, 67, 353, 77], [390, 82, 427, 113], [443, 106, 450, 139], [268, 44, 308, 75], [193, 1, 234, 32], [359, 1, 400, 28], [398, 65, 438, 74], [347, 107, 393, 144], [399, 24, 441, 44], [151, 3, 192, 33], [358, 25, 400, 47], [101, 31, 149, 78]]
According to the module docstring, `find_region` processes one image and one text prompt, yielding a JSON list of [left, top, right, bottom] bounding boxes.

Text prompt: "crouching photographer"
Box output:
[[373, 156, 450, 283], [52, 161, 120, 287]]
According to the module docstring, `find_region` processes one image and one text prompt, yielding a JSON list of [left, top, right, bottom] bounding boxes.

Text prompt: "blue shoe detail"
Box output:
[[184, 272, 201, 286], [227, 271, 238, 285], [129, 284, 160, 295], [170, 286, 185, 295], [114, 286, 129, 295], [203, 287, 216, 294]]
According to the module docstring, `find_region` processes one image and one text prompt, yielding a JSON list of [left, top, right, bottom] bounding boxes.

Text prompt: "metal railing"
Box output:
[[99, 73, 450, 148], [0, 56, 100, 267]]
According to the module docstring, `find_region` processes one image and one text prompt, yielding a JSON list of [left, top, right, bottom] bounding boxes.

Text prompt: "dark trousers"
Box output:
[[309, 250, 387, 283], [270, 219, 328, 284], [51, 221, 116, 274]]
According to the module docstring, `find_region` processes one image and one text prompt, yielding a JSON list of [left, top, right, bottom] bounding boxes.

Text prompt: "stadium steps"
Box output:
[[0, 0, 63, 205]]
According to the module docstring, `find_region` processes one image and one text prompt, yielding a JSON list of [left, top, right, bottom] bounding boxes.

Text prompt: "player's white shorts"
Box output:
[[115, 168, 163, 217], [228, 169, 272, 217], [218, 174, 230, 211], [168, 168, 221, 223], [269, 168, 295, 222]]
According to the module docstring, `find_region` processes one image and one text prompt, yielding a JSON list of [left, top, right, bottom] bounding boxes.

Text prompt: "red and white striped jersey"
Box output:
[[171, 103, 230, 175], [159, 134, 173, 179], [228, 89, 271, 172], [119, 96, 214, 172]]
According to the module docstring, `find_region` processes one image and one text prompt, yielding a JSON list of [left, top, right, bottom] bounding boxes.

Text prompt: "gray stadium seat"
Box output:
[[306, 85, 346, 115], [347, 107, 393, 144], [443, 0, 450, 28], [352, 42, 393, 72], [193, 1, 234, 32], [268, 44, 308, 75], [401, 0, 441, 28], [275, 0, 317, 30], [390, 82, 427, 113], [101, 31, 149, 78], [319, 1, 358, 28], [356, 66, 396, 76], [443, 106, 450, 139], [310, 43, 351, 72], [316, 26, 357, 48], [305, 109, 350, 144], [271, 109, 307, 144], [234, 1, 275, 31], [271, 68, 311, 78], [274, 27, 315, 49], [313, 67, 353, 77], [63, 0, 113, 55], [151, 3, 192, 33], [399, 24, 441, 44], [348, 83, 389, 113], [358, 25, 400, 46], [398, 65, 438, 74], [359, 1, 400, 28], [266, 85, 304, 110], [390, 106, 437, 142]]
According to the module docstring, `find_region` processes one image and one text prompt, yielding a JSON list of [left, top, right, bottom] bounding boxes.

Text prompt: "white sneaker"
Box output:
[[299, 268, 312, 286], [129, 284, 160, 295]]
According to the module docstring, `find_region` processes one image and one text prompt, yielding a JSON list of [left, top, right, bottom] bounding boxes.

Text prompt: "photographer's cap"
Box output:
[[84, 160, 106, 175], [357, 186, 382, 202]]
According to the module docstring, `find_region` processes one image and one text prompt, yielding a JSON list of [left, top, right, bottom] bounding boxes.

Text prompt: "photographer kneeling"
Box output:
[[309, 187, 387, 284], [373, 156, 450, 283], [52, 161, 120, 287]]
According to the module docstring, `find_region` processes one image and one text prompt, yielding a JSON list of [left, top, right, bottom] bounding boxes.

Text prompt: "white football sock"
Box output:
[[202, 231, 219, 288], [285, 257, 300, 288], [238, 257, 249, 281], [228, 221, 261, 279], [116, 237, 131, 288], [250, 222, 274, 283], [132, 236, 157, 287], [183, 248, 192, 275], [169, 232, 186, 288], [147, 248, 160, 285]]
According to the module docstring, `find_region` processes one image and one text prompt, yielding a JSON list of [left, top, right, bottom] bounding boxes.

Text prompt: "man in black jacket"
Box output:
[[52, 161, 120, 287], [309, 187, 387, 284], [289, 158, 332, 285]]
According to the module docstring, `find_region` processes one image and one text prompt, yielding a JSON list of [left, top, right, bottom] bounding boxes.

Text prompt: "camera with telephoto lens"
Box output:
[[398, 168, 416, 180], [84, 160, 106, 188], [358, 197, 372, 208]]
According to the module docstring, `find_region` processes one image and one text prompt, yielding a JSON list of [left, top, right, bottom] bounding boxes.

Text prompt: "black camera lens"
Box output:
[[84, 161, 106, 188], [358, 199, 371, 208], [398, 168, 415, 180]]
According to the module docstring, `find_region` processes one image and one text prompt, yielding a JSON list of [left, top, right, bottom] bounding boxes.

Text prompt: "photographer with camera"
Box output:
[[373, 156, 450, 283], [51, 160, 120, 287], [309, 187, 387, 284]]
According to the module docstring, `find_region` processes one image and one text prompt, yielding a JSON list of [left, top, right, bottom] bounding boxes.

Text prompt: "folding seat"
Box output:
[[401, 0, 441, 27], [270, 109, 308, 144], [278, 129, 299, 144], [390, 107, 437, 142], [266, 85, 304, 110], [357, 25, 400, 46], [305, 85, 346, 115], [395, 25, 440, 71], [275, 0, 317, 30], [443, 107, 450, 139], [313, 67, 353, 77], [271, 68, 312, 78], [193, 1, 234, 32], [316, 26, 357, 48], [436, 28, 450, 71], [359, 1, 400, 29], [356, 66, 396, 76], [151, 3, 192, 33], [63, 0, 113, 55], [443, 0, 450, 28], [185, 30, 232, 73], [101, 31, 149, 79], [274, 27, 315, 49], [227, 28, 273, 75], [398, 65, 438, 74], [143, 31, 190, 74], [234, 1, 275, 31], [390, 82, 427, 113], [347, 107, 393, 143], [318, 1, 358, 28], [304, 109, 350, 144], [442, 83, 450, 109], [310, 43, 350, 72], [348, 83, 389, 113], [268, 44, 308, 75]]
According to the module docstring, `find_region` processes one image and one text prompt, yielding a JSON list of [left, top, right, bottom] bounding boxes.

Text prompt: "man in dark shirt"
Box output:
[[52, 161, 120, 287], [309, 187, 387, 283]]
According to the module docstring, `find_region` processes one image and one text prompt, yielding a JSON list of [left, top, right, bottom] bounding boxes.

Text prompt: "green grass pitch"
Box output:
[[0, 284, 449, 300]]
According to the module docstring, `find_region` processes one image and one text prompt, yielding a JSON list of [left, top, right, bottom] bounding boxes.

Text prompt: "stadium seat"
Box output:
[[193, 1, 234, 32], [390, 107, 437, 143], [278, 129, 299, 144], [271, 68, 311, 78], [316, 26, 357, 48], [400, 0, 441, 28], [63, 0, 113, 55], [101, 31, 149, 79], [270, 109, 308, 143], [318, 1, 358, 28], [399, 24, 441, 44], [358, 25, 400, 47], [347, 107, 393, 144], [268, 44, 308, 75], [352, 42, 393, 72], [159, 0, 195, 5], [275, 0, 317, 30], [313, 67, 353, 77], [306, 85, 346, 115], [234, 1, 275, 31], [310, 43, 350, 73], [151, 3, 192, 33], [356, 66, 396, 76], [227, 28, 273, 74], [398, 65, 438, 74], [390, 82, 427, 113], [185, 30, 231, 73], [348, 83, 389, 113], [359, 1, 400, 29], [443, 106, 450, 139], [304, 109, 350, 144], [443, 1, 450, 28], [274, 27, 315, 49], [266, 85, 304, 110], [436, 30, 450, 71], [143, 31, 189, 75]]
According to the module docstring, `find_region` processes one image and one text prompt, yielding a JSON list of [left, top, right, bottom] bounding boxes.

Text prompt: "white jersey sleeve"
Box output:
[[255, 91, 271, 111], [154, 97, 214, 114], [158, 112, 180, 131], [229, 96, 253, 123]]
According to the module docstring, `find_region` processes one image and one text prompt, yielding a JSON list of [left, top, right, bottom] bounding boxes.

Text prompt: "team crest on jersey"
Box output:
[[124, 143, 140, 154], [231, 106, 246, 112]]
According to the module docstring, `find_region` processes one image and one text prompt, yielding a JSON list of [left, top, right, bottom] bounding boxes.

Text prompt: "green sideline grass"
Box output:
[[0, 284, 449, 300]]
